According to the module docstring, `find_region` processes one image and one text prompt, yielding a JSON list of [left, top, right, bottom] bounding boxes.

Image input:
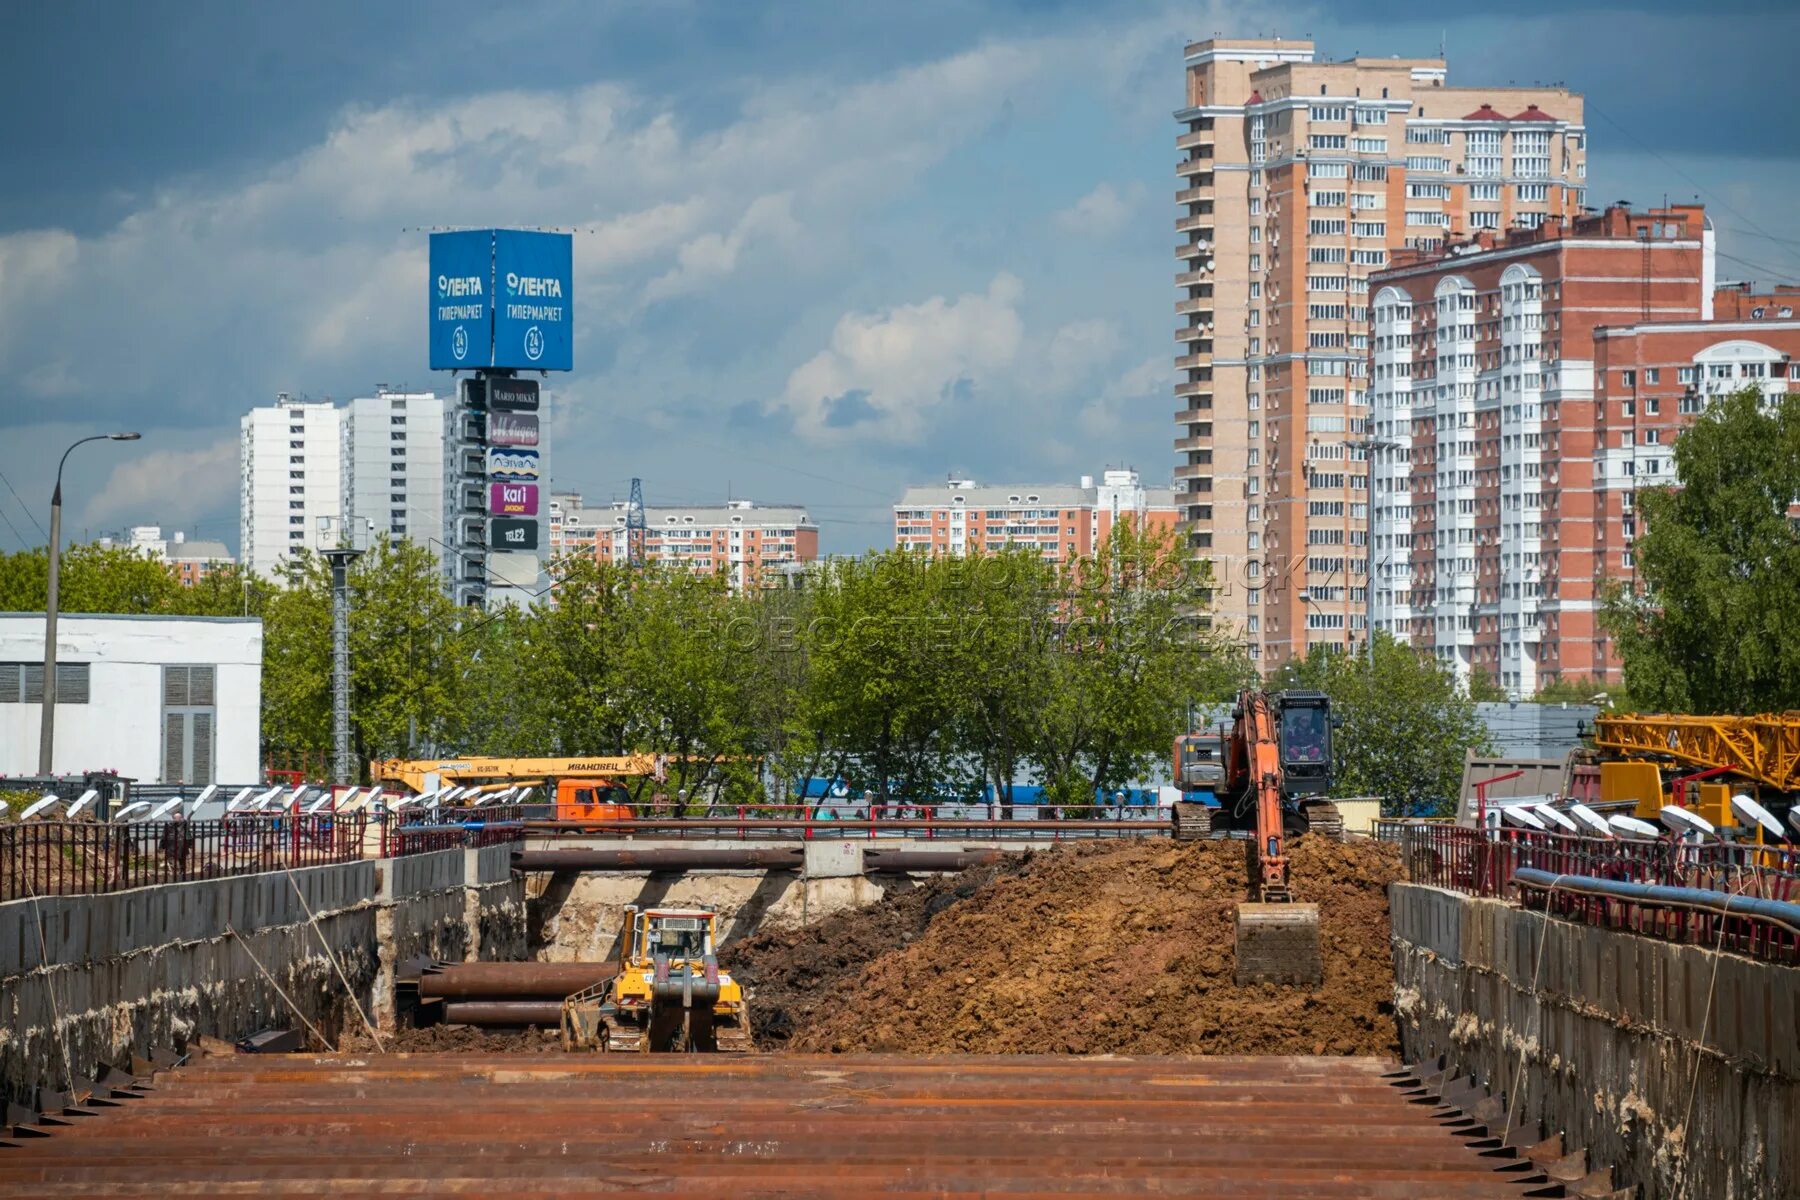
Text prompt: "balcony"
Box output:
[[1176, 160, 1212, 181], [1174, 378, 1211, 397], [1175, 242, 1213, 263], [1175, 298, 1214, 319], [1176, 129, 1215, 152], [1174, 352, 1212, 371], [1175, 213, 1215, 236], [1174, 270, 1214, 288], [1176, 187, 1214, 206], [1175, 433, 1214, 451]]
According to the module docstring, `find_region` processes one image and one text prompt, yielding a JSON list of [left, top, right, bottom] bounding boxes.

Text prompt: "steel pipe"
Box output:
[[862, 848, 1006, 873], [439, 1000, 567, 1026], [418, 962, 619, 1000], [1513, 867, 1800, 933], [512, 847, 805, 871]]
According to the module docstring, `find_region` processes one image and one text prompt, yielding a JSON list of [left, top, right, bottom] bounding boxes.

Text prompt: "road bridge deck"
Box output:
[[2, 1054, 1563, 1197]]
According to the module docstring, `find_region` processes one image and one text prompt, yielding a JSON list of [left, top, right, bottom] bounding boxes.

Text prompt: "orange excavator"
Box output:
[[1172, 690, 1334, 986]]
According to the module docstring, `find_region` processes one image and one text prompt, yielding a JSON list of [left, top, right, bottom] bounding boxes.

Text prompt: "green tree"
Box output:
[[1276, 633, 1493, 816], [0, 543, 249, 616], [1602, 386, 1800, 713]]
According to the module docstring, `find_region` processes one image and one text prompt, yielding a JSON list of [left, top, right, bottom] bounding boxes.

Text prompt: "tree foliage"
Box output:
[[0, 544, 253, 616], [1601, 386, 1800, 714], [1275, 633, 1493, 816]]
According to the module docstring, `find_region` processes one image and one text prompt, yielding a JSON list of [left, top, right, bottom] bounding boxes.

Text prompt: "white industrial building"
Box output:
[[239, 394, 342, 576], [0, 614, 263, 785]]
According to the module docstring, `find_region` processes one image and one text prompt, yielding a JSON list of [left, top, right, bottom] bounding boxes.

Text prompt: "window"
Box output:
[[1351, 136, 1387, 154], [1355, 106, 1388, 125], [1350, 248, 1387, 265], [1516, 183, 1548, 202], [1353, 163, 1387, 181], [1645, 368, 1660, 385], [1467, 183, 1500, 202], [1311, 190, 1347, 207], [1406, 182, 1450, 200], [1470, 211, 1501, 230], [1307, 275, 1348, 292], [1513, 129, 1549, 179], [162, 666, 216, 784], [1311, 104, 1348, 123], [1309, 246, 1346, 264], [1406, 155, 1451, 173], [1308, 304, 1346, 320], [1406, 126, 1450, 145], [1310, 162, 1348, 179], [1405, 210, 1450, 227], [1349, 192, 1384, 211], [1309, 134, 1347, 151], [0, 662, 90, 704], [1309, 218, 1347, 235], [1621, 370, 1635, 388], [1466, 129, 1501, 178], [1352, 220, 1387, 238]]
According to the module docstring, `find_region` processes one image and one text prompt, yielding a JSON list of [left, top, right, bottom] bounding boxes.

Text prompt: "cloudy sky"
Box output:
[[2, 0, 1796, 555]]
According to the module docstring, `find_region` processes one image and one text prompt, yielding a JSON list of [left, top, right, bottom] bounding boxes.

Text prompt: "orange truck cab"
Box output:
[[554, 777, 634, 822]]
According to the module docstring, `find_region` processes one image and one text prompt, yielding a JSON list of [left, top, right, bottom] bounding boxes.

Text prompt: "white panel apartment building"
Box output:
[[240, 389, 444, 578], [342, 389, 446, 558], [239, 395, 342, 576]]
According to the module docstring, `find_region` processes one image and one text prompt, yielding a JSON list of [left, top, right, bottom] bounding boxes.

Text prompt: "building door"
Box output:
[[162, 665, 216, 784]]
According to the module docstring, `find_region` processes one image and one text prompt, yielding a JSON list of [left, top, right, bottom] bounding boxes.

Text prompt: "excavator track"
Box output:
[[1301, 800, 1343, 842], [1170, 801, 1216, 841]]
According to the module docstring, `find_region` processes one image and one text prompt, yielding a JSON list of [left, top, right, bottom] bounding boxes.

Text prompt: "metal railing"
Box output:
[[0, 814, 370, 900], [1, 811, 527, 901], [522, 802, 1172, 842], [1398, 823, 1800, 902], [1512, 868, 1800, 965]]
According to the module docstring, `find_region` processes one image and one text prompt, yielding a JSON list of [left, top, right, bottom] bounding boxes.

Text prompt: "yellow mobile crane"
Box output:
[[369, 755, 665, 820]]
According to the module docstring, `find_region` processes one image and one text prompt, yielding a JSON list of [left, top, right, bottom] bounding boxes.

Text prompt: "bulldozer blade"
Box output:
[[1234, 902, 1323, 987]]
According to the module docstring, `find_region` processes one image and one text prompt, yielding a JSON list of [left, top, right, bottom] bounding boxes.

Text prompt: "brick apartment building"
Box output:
[[1366, 204, 1800, 694], [893, 469, 1179, 563], [1174, 38, 1586, 665], [548, 494, 819, 590], [96, 526, 235, 586]]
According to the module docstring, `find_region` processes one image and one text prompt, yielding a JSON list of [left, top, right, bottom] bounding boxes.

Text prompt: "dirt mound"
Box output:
[[776, 837, 1403, 1056], [340, 1021, 564, 1054], [723, 855, 1034, 1049]]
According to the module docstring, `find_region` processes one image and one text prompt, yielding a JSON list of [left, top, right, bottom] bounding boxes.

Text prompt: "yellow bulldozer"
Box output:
[[561, 906, 753, 1053]]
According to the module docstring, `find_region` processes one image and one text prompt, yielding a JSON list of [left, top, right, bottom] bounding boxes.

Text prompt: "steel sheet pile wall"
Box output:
[[1389, 881, 1799, 1200], [0, 845, 523, 1106]]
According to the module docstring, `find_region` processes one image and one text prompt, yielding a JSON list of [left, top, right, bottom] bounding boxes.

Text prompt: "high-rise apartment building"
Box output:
[[1174, 38, 1586, 665], [1364, 204, 1800, 694], [549, 493, 819, 590], [892, 470, 1179, 562], [239, 395, 343, 576], [240, 389, 444, 579], [342, 388, 446, 563]]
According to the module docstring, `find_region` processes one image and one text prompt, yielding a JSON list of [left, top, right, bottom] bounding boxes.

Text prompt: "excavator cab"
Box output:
[[1275, 692, 1333, 794]]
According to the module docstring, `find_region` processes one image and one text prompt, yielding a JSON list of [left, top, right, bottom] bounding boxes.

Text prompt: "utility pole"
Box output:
[[321, 518, 367, 787], [39, 432, 140, 775]]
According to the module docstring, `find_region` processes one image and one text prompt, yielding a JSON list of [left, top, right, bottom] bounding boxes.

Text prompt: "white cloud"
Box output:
[[1078, 356, 1171, 439], [1053, 183, 1141, 238], [84, 437, 239, 530], [777, 274, 1026, 443], [644, 193, 802, 303]]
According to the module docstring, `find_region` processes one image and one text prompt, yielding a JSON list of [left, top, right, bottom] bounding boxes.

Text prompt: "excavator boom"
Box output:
[[1231, 691, 1325, 988]]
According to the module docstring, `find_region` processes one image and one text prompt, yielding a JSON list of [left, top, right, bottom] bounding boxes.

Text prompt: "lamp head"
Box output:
[[109, 432, 142, 441]]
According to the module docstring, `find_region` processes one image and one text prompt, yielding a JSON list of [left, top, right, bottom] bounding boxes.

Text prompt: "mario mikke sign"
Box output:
[[428, 229, 573, 371]]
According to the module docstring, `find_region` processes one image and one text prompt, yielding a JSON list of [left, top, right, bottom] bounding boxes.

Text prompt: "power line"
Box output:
[[0, 465, 47, 542], [0, 501, 27, 551]]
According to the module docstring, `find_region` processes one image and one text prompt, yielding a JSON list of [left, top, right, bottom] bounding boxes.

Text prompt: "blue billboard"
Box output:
[[428, 231, 492, 370], [493, 230, 573, 371], [428, 229, 572, 371]]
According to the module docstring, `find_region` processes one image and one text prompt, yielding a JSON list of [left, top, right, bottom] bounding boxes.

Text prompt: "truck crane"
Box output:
[[1171, 690, 1336, 986], [368, 755, 666, 821]]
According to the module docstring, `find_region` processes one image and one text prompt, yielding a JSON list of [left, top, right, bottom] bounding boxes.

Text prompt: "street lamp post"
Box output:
[[39, 432, 142, 775]]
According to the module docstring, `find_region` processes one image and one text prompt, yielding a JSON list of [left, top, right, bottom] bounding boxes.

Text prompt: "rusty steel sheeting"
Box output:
[[0, 1054, 1563, 1197], [512, 846, 805, 871], [417, 962, 620, 1000], [439, 1000, 568, 1026]]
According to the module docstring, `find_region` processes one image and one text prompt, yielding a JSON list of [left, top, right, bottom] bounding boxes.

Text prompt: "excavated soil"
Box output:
[[724, 855, 1036, 1049], [731, 837, 1403, 1057]]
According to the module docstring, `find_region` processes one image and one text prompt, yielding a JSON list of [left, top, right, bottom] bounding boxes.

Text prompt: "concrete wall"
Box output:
[[528, 839, 931, 960], [1389, 882, 1799, 1200], [0, 845, 523, 1106]]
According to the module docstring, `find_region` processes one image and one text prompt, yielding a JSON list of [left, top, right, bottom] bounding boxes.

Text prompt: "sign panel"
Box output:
[[492, 230, 573, 371], [489, 411, 539, 448], [428, 231, 492, 370], [488, 482, 539, 516], [489, 518, 540, 551], [487, 447, 540, 480], [487, 377, 540, 412]]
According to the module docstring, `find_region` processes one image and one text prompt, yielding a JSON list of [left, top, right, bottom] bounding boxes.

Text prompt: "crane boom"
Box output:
[[370, 755, 665, 795]]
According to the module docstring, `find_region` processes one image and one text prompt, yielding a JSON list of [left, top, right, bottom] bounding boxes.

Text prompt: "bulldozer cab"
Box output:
[[1274, 692, 1333, 796], [644, 913, 711, 961]]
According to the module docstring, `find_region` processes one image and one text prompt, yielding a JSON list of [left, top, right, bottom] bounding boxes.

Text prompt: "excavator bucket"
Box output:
[[1233, 903, 1323, 987]]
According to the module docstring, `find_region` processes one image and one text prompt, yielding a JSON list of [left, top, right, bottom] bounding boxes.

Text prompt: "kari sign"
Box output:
[[490, 518, 540, 551], [489, 482, 539, 516], [489, 411, 539, 448], [487, 447, 540, 480]]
